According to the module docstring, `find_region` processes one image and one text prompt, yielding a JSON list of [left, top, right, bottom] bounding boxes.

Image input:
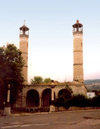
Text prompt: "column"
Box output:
[[4, 84, 11, 115], [39, 95, 42, 108], [50, 88, 55, 112]]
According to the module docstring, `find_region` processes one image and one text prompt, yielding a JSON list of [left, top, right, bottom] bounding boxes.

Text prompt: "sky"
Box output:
[[0, 0, 100, 82]]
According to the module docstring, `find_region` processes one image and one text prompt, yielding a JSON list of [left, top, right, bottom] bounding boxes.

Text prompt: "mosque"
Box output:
[[14, 20, 87, 112]]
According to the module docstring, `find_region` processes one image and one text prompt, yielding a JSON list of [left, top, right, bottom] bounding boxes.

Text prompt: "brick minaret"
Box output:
[[19, 24, 29, 84], [73, 20, 84, 83]]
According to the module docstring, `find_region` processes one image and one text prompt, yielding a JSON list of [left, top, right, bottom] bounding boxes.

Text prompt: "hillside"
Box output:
[[85, 79, 100, 91], [85, 79, 100, 85]]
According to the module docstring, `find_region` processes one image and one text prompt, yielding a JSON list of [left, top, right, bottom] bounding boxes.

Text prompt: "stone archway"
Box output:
[[42, 88, 51, 107], [26, 89, 39, 107], [58, 88, 71, 99]]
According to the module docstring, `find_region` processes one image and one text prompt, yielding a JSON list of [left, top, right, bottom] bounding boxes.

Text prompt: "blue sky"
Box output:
[[0, 0, 100, 82]]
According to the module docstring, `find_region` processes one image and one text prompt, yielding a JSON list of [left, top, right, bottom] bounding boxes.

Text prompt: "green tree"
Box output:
[[31, 76, 43, 84], [0, 44, 24, 108], [44, 78, 51, 83]]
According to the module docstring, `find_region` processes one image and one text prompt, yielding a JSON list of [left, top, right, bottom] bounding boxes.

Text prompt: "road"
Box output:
[[0, 109, 100, 129]]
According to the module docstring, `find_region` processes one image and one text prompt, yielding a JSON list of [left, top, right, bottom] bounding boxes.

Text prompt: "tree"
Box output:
[[0, 44, 24, 108], [44, 78, 51, 83], [31, 76, 43, 84]]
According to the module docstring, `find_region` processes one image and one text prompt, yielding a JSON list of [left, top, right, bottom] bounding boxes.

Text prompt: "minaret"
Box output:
[[19, 24, 29, 84], [72, 20, 84, 83]]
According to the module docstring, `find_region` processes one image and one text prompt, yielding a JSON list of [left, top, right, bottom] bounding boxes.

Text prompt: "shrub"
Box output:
[[92, 96, 100, 107], [54, 93, 100, 109], [69, 94, 88, 107]]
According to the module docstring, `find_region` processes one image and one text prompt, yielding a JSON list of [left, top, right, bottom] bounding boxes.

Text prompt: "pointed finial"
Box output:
[[24, 20, 26, 25], [76, 20, 79, 23]]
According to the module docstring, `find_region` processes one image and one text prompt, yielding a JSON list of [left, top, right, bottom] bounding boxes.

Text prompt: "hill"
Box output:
[[85, 79, 100, 85], [84, 79, 100, 91]]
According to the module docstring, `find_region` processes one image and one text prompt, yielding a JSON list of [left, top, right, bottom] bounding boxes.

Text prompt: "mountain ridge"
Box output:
[[84, 79, 100, 91]]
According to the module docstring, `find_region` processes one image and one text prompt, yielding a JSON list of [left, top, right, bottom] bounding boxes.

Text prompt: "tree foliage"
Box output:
[[0, 44, 24, 108], [44, 78, 51, 83], [31, 77, 52, 84], [31, 76, 43, 84]]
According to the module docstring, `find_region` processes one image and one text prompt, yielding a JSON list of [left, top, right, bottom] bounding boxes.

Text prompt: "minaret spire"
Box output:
[[72, 20, 84, 83], [24, 20, 26, 25], [19, 23, 29, 84]]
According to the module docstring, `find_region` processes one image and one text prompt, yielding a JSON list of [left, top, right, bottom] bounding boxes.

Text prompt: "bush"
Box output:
[[54, 97, 70, 109], [92, 96, 100, 107], [54, 93, 100, 109], [69, 94, 88, 107]]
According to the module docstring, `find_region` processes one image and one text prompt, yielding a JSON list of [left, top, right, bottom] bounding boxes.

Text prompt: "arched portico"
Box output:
[[26, 89, 39, 107], [58, 89, 71, 99], [42, 88, 51, 107]]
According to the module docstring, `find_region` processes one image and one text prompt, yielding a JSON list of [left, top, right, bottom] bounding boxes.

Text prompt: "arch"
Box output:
[[26, 89, 39, 107], [42, 88, 51, 107], [58, 89, 71, 99]]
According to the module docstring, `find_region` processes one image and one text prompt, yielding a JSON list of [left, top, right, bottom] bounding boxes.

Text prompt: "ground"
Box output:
[[0, 109, 100, 129]]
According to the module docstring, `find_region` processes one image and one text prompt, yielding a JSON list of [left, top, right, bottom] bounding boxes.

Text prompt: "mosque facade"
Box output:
[[14, 20, 87, 111]]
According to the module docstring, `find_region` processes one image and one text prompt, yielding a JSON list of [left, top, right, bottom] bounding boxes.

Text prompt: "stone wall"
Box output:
[[14, 82, 87, 109]]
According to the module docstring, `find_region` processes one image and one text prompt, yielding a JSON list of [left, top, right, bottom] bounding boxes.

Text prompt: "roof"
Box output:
[[73, 20, 83, 28], [20, 25, 29, 31]]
